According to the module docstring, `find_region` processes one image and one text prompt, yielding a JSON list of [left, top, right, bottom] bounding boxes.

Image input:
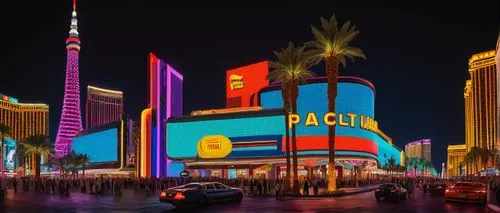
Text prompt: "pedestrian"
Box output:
[[13, 178, 17, 193], [312, 177, 319, 195], [275, 180, 281, 200], [303, 179, 309, 196]]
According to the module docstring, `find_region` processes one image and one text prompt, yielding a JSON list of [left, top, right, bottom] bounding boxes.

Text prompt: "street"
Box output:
[[0, 189, 491, 213]]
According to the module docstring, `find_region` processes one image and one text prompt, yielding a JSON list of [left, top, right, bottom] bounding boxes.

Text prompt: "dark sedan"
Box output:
[[427, 181, 447, 194], [375, 183, 407, 203], [159, 182, 243, 207]]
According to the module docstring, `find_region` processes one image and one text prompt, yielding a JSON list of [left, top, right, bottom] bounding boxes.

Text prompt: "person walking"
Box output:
[[274, 179, 282, 200], [303, 179, 310, 196], [312, 177, 319, 195]]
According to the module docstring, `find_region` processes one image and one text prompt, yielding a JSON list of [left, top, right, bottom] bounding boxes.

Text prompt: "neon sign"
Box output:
[[229, 74, 244, 90], [288, 112, 380, 134], [197, 135, 232, 158]]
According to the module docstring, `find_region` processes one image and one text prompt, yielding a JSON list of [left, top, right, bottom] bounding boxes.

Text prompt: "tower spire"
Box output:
[[69, 0, 78, 37]]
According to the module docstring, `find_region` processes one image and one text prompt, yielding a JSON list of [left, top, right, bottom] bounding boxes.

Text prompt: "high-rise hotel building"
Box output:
[[85, 85, 123, 129], [0, 94, 49, 141], [447, 144, 466, 177], [404, 139, 432, 162], [464, 50, 497, 152]]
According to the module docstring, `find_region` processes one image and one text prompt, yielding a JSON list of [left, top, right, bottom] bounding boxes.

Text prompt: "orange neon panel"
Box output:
[[140, 108, 152, 177], [282, 136, 378, 155], [226, 61, 269, 108]]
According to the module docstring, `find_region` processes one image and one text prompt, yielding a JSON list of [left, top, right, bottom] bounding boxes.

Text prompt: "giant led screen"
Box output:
[[259, 78, 401, 165], [3, 138, 16, 171], [167, 110, 286, 159], [72, 128, 118, 163]]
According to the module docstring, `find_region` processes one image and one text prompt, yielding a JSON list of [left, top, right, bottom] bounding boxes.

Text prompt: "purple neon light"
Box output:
[[166, 65, 182, 175], [156, 60, 161, 177], [55, 4, 83, 157], [55, 47, 83, 157], [406, 138, 431, 147]]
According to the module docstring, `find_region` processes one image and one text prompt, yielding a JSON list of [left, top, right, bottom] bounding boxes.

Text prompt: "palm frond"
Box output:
[[308, 14, 366, 68]]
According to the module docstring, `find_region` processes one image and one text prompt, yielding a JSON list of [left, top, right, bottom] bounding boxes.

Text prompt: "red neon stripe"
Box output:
[[281, 136, 378, 155], [145, 113, 152, 176]]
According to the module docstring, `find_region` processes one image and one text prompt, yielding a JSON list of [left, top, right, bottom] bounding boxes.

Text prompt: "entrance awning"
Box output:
[[255, 164, 272, 171]]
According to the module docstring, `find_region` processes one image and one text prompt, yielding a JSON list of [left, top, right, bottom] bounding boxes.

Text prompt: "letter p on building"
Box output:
[[288, 114, 300, 128]]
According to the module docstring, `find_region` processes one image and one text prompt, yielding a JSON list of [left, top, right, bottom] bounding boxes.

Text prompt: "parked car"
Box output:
[[375, 183, 407, 203], [427, 181, 447, 194], [159, 182, 243, 207], [445, 181, 487, 204]]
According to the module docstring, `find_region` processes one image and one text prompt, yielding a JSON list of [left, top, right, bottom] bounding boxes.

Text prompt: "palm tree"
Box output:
[[78, 153, 91, 178], [387, 156, 397, 177], [425, 160, 433, 176], [268, 42, 317, 193], [23, 135, 53, 178], [0, 124, 10, 177], [469, 147, 482, 175], [307, 15, 366, 191], [418, 158, 427, 176], [464, 151, 473, 176], [479, 147, 490, 172]]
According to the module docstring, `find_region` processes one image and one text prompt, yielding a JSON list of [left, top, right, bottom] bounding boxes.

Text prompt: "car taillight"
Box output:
[[174, 192, 186, 200], [160, 191, 167, 197], [474, 189, 486, 193]]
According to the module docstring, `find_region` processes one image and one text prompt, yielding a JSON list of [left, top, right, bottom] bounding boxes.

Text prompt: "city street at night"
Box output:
[[1, 189, 490, 213], [2, 1, 499, 212]]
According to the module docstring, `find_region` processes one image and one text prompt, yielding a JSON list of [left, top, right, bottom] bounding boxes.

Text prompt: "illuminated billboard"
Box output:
[[226, 61, 269, 108], [3, 138, 16, 171], [259, 77, 401, 165], [167, 109, 286, 159], [72, 121, 126, 169], [73, 128, 118, 163]]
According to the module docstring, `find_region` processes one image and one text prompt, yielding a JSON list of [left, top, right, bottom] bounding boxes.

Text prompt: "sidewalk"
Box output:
[[488, 188, 500, 212], [287, 185, 379, 198]]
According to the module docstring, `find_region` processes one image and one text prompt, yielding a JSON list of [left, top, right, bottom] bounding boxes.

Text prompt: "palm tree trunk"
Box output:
[[290, 80, 299, 194], [285, 107, 291, 190], [326, 56, 339, 192], [35, 153, 41, 178], [282, 87, 291, 191]]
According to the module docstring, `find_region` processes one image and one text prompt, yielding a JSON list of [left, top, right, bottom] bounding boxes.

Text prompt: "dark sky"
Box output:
[[2, 1, 499, 170]]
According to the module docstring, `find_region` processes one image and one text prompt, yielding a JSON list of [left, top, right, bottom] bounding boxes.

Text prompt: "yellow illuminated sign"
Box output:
[[197, 135, 232, 159], [288, 112, 380, 133], [229, 74, 244, 90]]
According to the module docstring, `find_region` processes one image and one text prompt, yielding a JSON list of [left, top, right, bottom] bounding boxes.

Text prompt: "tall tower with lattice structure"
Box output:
[[55, 0, 83, 157]]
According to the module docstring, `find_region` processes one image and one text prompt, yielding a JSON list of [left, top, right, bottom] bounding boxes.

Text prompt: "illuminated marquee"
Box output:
[[288, 112, 380, 134], [229, 74, 244, 90], [197, 135, 232, 159]]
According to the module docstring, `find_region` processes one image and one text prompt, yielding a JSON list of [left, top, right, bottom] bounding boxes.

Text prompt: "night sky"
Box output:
[[2, 1, 499, 170]]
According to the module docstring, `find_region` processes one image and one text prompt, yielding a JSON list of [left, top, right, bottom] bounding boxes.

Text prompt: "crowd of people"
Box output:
[[0, 174, 415, 200], [2, 174, 500, 201]]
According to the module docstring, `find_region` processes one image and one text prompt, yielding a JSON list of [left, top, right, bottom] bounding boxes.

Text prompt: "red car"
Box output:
[[445, 181, 487, 204]]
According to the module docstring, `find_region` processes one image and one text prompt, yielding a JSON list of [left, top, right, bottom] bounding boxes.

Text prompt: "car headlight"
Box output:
[[160, 191, 167, 197]]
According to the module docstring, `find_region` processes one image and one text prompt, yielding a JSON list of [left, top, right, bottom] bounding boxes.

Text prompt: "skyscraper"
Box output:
[[85, 85, 123, 129], [54, 1, 83, 157], [464, 50, 497, 153], [0, 94, 49, 174], [0, 94, 49, 141], [405, 138, 431, 162]]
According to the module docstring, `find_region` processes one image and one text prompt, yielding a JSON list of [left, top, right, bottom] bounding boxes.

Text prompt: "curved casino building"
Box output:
[[165, 61, 403, 179]]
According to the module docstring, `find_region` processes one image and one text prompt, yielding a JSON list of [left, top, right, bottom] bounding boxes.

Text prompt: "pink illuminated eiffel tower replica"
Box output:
[[55, 0, 83, 157]]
